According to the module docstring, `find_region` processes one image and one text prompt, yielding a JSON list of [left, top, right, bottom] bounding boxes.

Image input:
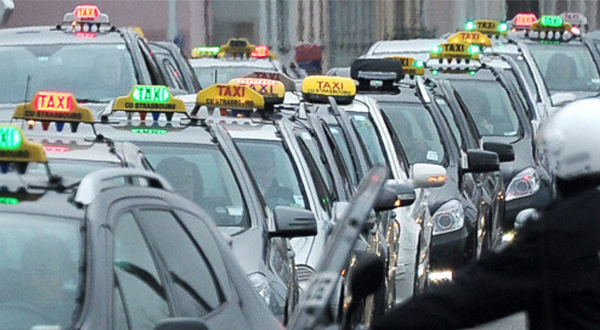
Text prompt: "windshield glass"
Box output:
[[0, 44, 137, 103], [348, 112, 389, 167], [193, 65, 275, 88], [27, 159, 119, 178], [139, 143, 250, 231], [452, 80, 521, 137], [0, 214, 82, 329], [235, 139, 308, 211], [380, 102, 446, 165], [528, 43, 600, 94]]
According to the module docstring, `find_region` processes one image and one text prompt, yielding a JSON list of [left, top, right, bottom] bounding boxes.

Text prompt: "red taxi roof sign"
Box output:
[[63, 4, 110, 24], [513, 13, 537, 28], [229, 78, 285, 105], [13, 91, 94, 132]]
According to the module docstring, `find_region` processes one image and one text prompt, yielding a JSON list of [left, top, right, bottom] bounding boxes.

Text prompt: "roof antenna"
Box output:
[[23, 75, 31, 105]]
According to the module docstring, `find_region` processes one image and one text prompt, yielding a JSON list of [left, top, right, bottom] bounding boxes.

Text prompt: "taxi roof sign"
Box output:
[[0, 126, 47, 164], [195, 84, 265, 110], [430, 42, 480, 61], [243, 71, 297, 91], [191, 46, 220, 58], [229, 78, 285, 105], [447, 31, 492, 47], [387, 57, 425, 76], [112, 85, 187, 120], [63, 5, 110, 24], [512, 13, 537, 28], [13, 91, 94, 131], [465, 20, 508, 36], [528, 15, 573, 40], [301, 76, 356, 105], [220, 38, 255, 54]]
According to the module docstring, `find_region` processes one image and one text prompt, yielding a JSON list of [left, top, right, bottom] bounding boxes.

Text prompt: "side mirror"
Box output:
[[154, 318, 208, 330], [384, 180, 416, 207], [464, 149, 499, 173], [410, 163, 447, 188], [515, 208, 539, 229], [349, 253, 385, 302], [374, 187, 400, 212], [483, 142, 515, 162], [271, 206, 317, 238]]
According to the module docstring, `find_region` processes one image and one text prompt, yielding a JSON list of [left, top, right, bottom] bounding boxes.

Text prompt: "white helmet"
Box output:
[[540, 99, 600, 181]]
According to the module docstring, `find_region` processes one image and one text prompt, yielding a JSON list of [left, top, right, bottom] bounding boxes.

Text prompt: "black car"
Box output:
[[0, 125, 280, 330], [149, 41, 202, 94], [0, 5, 166, 118]]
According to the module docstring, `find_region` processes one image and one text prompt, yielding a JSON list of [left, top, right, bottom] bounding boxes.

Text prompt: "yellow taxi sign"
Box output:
[[13, 91, 94, 124], [220, 38, 255, 54], [0, 125, 47, 164], [195, 84, 265, 110], [301, 76, 356, 104], [430, 42, 480, 61], [113, 85, 187, 114], [229, 78, 285, 104], [466, 20, 509, 36], [387, 56, 425, 76], [447, 31, 492, 47]]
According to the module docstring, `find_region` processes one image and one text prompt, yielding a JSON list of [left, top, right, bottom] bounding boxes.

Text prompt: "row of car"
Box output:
[[1, 5, 600, 329]]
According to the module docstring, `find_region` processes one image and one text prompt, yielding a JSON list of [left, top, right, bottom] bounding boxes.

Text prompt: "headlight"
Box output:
[[247, 272, 271, 306], [432, 200, 464, 236], [506, 167, 540, 201]]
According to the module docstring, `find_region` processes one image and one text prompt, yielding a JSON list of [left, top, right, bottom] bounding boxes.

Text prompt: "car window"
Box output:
[[452, 80, 521, 137], [113, 212, 168, 330], [138, 143, 249, 231], [162, 58, 185, 90], [0, 44, 136, 103], [326, 124, 358, 185], [236, 139, 308, 210], [510, 54, 540, 102], [435, 97, 463, 149], [193, 65, 275, 87], [348, 112, 389, 168], [0, 214, 82, 330], [138, 209, 225, 316], [295, 130, 334, 195], [296, 131, 337, 210], [380, 102, 446, 165], [528, 43, 600, 94]]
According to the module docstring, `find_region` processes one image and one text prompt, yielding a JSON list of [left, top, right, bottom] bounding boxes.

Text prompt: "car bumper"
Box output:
[[503, 182, 553, 229]]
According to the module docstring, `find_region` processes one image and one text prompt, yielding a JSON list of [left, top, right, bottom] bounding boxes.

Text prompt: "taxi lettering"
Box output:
[[460, 32, 481, 40], [217, 85, 246, 97], [443, 44, 465, 52], [35, 93, 73, 112], [133, 86, 170, 103], [317, 81, 343, 90], [476, 21, 495, 30], [75, 6, 99, 20]]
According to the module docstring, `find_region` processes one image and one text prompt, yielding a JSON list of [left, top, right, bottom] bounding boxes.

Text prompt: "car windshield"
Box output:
[[0, 214, 82, 329], [138, 143, 250, 231], [0, 44, 137, 103], [380, 102, 446, 165], [528, 43, 600, 94], [235, 139, 308, 211], [193, 64, 275, 88], [348, 112, 389, 167], [27, 159, 120, 178], [452, 80, 521, 137]]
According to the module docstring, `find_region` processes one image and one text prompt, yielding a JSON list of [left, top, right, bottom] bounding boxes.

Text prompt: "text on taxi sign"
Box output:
[[34, 92, 74, 112], [217, 85, 246, 97], [514, 13, 537, 27], [0, 127, 22, 150], [444, 43, 465, 52], [230, 78, 284, 97], [132, 86, 170, 103], [540, 15, 564, 27], [74, 5, 100, 20]]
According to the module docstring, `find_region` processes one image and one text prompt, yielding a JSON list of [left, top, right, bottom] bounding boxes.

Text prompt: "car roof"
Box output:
[[189, 58, 277, 69], [33, 137, 124, 163], [0, 26, 126, 46], [367, 39, 444, 56], [95, 119, 216, 145], [223, 120, 280, 141]]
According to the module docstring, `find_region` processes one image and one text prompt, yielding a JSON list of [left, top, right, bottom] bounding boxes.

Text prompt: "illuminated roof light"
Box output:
[[431, 69, 439, 76], [0, 197, 18, 205], [498, 22, 508, 33], [469, 70, 476, 76], [465, 21, 476, 31], [540, 15, 564, 28], [413, 60, 425, 69], [513, 13, 537, 28], [431, 45, 442, 55], [571, 26, 581, 35], [250, 45, 270, 58], [131, 85, 170, 103], [467, 45, 480, 56], [0, 126, 22, 150], [74, 5, 100, 20]]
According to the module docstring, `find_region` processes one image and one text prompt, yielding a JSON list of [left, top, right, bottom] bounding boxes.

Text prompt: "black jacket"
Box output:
[[372, 187, 600, 330]]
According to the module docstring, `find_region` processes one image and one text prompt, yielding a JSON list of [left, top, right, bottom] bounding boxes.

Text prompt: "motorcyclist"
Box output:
[[372, 99, 600, 330]]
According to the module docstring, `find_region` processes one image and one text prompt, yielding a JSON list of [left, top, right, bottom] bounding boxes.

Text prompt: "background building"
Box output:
[[4, 0, 600, 72]]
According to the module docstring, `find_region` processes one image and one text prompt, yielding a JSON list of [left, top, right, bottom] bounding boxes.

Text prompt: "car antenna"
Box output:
[[23, 75, 31, 105]]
